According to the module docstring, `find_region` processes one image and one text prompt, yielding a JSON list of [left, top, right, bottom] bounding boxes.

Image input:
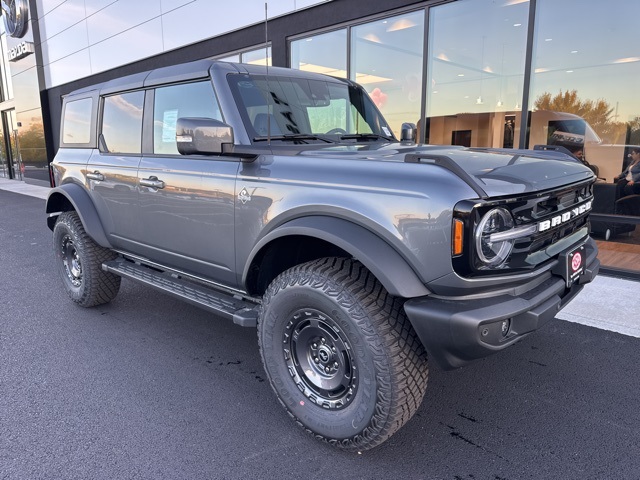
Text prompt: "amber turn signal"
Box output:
[[452, 219, 464, 256]]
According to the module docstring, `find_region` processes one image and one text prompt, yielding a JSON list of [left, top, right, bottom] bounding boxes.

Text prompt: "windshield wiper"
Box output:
[[253, 134, 335, 144], [339, 133, 394, 142]]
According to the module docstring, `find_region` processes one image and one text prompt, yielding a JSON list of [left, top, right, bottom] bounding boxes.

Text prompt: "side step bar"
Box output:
[[102, 258, 259, 327]]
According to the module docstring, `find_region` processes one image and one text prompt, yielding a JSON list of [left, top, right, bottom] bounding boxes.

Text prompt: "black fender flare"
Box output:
[[45, 183, 112, 248], [244, 216, 430, 298]]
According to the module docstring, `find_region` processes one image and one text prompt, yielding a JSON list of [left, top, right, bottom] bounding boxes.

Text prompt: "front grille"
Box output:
[[507, 182, 592, 269], [454, 180, 594, 277]]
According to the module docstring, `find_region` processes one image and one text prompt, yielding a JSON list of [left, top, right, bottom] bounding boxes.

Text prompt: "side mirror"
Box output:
[[176, 117, 233, 155], [400, 122, 417, 144]]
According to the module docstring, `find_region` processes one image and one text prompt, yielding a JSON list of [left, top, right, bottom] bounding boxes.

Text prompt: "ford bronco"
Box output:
[[46, 60, 599, 451]]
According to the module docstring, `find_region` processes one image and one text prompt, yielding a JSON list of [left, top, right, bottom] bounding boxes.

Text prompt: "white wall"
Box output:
[[36, 0, 329, 88]]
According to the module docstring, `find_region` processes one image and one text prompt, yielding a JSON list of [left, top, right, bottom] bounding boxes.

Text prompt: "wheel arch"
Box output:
[[243, 216, 430, 298], [46, 183, 112, 248]]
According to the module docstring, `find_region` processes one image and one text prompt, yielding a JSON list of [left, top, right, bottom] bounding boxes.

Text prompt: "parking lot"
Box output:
[[1, 189, 639, 479]]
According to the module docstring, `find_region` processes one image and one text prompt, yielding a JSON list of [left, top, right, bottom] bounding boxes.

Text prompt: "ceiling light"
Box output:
[[513, 23, 522, 27], [387, 18, 417, 32], [458, 73, 465, 77], [613, 57, 640, 64], [566, 70, 574, 73], [545, 38, 553, 42], [571, 50, 578, 54]]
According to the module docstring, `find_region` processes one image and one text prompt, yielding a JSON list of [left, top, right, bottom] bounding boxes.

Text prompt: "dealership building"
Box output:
[[0, 0, 638, 277]]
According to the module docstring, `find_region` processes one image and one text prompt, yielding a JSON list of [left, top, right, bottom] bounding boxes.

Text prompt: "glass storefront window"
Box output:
[[215, 46, 271, 66], [351, 11, 424, 137], [240, 46, 272, 66], [425, 0, 528, 148], [529, 0, 640, 273], [290, 29, 347, 78], [529, 0, 640, 181]]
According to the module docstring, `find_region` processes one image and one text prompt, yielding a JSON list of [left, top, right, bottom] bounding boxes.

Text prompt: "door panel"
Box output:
[[86, 151, 141, 249], [89, 90, 145, 250], [137, 156, 239, 285]]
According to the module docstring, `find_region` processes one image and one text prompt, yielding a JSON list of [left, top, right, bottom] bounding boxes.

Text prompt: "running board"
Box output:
[[102, 258, 259, 327]]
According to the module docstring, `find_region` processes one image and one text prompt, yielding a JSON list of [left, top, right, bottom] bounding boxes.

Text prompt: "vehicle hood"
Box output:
[[297, 143, 595, 197]]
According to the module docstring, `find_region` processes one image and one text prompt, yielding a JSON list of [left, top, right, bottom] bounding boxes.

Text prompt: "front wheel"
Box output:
[[257, 257, 428, 451], [53, 211, 121, 307]]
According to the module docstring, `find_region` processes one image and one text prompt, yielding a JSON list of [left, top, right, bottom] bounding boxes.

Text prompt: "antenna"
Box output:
[[265, 2, 271, 145]]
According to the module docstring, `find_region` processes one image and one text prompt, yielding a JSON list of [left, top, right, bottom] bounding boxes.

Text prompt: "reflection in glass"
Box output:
[[63, 98, 93, 144], [529, 0, 640, 272], [217, 54, 240, 63], [0, 33, 14, 100], [351, 11, 424, 137], [228, 74, 388, 141], [0, 112, 6, 177], [291, 29, 347, 78], [426, 0, 528, 147], [154, 81, 222, 154], [241, 46, 272, 66], [18, 109, 49, 184], [529, 0, 640, 182], [101, 91, 145, 154]]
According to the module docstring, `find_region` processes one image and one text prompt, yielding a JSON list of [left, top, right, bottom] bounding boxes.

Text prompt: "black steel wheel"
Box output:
[[284, 308, 358, 410], [258, 257, 429, 451], [53, 211, 120, 307]]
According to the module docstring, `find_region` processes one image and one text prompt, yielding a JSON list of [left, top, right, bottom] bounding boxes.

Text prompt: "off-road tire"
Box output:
[[257, 257, 428, 451], [53, 211, 121, 307]]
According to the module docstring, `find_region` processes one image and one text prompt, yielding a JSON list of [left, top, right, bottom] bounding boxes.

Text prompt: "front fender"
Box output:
[[244, 216, 430, 298], [46, 183, 112, 248]]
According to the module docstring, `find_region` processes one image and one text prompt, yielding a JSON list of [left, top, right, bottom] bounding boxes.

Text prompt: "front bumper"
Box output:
[[404, 238, 600, 370]]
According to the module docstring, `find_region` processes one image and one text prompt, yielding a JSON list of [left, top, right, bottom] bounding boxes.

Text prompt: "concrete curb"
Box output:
[[0, 177, 50, 200]]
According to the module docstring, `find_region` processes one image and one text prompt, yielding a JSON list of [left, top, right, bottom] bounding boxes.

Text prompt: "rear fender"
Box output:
[[46, 183, 111, 248]]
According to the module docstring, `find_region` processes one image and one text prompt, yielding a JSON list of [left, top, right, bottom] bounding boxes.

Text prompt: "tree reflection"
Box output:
[[534, 89, 628, 144]]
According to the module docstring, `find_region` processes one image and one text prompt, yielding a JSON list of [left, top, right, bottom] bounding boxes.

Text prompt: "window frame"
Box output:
[[59, 92, 99, 149], [98, 89, 146, 156], [150, 80, 225, 157]]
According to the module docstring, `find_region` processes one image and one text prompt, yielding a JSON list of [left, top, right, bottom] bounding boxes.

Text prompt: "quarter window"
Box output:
[[62, 97, 93, 145], [153, 81, 222, 155], [101, 91, 144, 154]]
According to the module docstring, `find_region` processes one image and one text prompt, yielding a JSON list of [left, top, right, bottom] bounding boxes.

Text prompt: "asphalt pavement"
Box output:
[[1, 182, 639, 479]]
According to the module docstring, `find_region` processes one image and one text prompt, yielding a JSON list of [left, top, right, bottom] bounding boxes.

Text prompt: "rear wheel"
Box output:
[[53, 211, 121, 307], [258, 257, 428, 451]]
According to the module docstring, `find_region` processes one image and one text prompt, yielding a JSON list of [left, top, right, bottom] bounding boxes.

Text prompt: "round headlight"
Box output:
[[475, 207, 515, 267]]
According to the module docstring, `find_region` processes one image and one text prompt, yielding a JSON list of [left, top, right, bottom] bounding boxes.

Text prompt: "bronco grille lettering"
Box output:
[[538, 200, 592, 232]]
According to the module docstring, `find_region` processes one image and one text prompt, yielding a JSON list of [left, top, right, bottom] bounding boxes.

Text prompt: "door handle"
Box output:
[[140, 176, 165, 189], [86, 171, 104, 181]]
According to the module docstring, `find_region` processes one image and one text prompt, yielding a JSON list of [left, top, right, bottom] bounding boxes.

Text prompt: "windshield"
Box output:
[[227, 73, 394, 143]]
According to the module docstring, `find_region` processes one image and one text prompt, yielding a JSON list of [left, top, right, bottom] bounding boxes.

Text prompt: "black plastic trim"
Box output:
[[405, 250, 599, 370], [45, 183, 111, 248], [244, 216, 430, 298], [404, 153, 488, 198]]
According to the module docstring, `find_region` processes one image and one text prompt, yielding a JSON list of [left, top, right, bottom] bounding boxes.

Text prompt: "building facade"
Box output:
[[2, 0, 639, 277]]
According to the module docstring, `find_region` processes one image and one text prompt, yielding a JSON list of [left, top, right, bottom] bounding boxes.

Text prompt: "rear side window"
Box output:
[[62, 98, 93, 145], [101, 91, 145, 154], [153, 81, 222, 155]]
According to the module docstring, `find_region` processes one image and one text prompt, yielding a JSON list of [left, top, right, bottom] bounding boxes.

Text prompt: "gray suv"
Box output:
[[46, 60, 599, 451]]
